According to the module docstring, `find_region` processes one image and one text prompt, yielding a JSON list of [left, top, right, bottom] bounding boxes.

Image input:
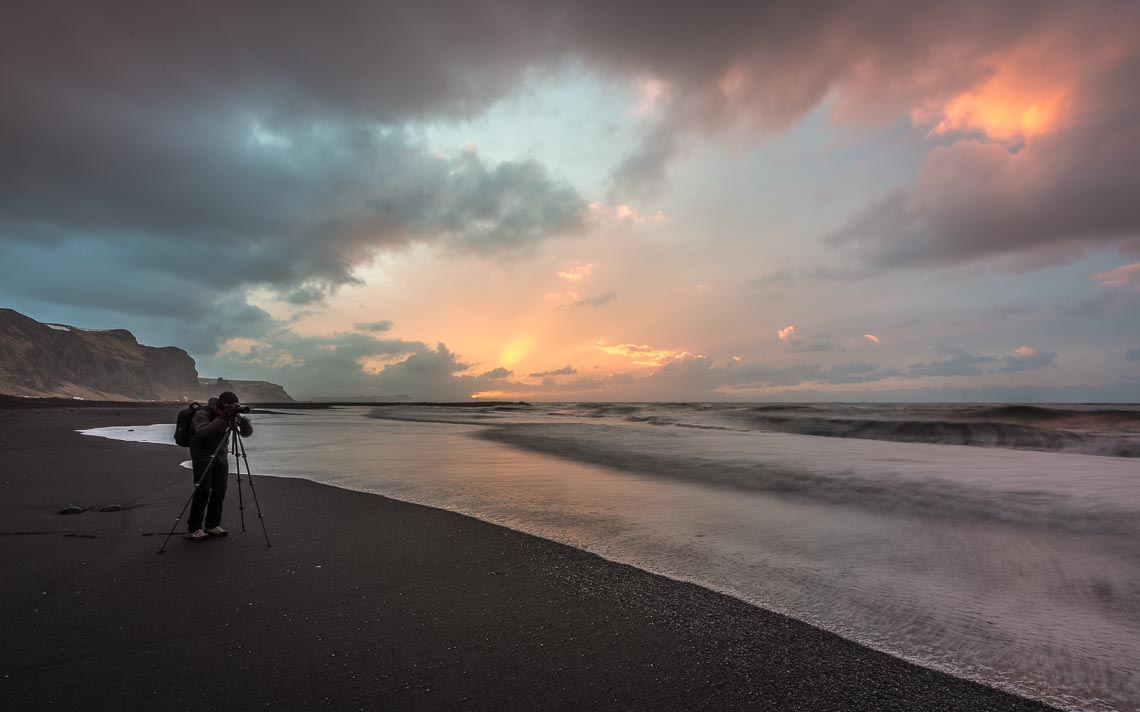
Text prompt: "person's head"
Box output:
[[217, 391, 239, 408]]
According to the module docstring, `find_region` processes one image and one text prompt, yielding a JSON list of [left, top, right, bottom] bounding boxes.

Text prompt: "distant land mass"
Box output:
[[309, 394, 414, 402], [0, 308, 292, 403]]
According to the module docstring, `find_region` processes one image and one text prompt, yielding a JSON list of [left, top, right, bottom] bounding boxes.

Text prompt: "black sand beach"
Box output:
[[0, 406, 1056, 711]]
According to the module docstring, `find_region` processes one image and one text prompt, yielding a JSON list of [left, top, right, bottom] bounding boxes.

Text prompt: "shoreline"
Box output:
[[0, 406, 1057, 710]]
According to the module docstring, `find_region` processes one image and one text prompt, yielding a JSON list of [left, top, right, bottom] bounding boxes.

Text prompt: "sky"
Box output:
[[2, 1, 1139, 401]]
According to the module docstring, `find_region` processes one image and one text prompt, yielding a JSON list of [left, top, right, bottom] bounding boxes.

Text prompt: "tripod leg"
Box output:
[[157, 434, 230, 554], [157, 489, 198, 554], [233, 435, 247, 532], [235, 432, 271, 548]]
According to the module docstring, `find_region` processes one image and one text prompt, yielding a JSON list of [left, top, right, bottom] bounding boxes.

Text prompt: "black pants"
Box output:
[[188, 448, 229, 532]]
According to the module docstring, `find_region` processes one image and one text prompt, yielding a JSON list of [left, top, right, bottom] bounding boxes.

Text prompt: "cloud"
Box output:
[[623, 355, 901, 396], [570, 291, 617, 308], [903, 347, 1000, 378], [864, 334, 880, 344], [557, 262, 596, 281], [479, 367, 515, 379], [3, 126, 585, 298], [827, 20, 1140, 269], [586, 202, 668, 224], [354, 321, 394, 333], [1093, 262, 1140, 289], [2, 3, 1133, 316], [998, 347, 1057, 373], [1126, 348, 1140, 362], [527, 366, 578, 377], [774, 324, 840, 352], [206, 329, 519, 400], [596, 342, 699, 366], [901, 345, 1056, 378], [220, 328, 1061, 402]]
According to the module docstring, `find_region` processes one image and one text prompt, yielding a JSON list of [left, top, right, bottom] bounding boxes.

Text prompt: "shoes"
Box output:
[[205, 526, 228, 537], [187, 529, 208, 541]]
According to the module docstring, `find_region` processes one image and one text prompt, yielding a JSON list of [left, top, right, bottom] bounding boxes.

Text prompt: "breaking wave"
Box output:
[[476, 423, 1140, 535]]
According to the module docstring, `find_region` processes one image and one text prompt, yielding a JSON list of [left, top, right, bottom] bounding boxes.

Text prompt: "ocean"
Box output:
[[84, 402, 1140, 711]]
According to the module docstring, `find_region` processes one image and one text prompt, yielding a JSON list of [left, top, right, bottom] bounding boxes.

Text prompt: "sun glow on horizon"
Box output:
[[499, 335, 535, 366]]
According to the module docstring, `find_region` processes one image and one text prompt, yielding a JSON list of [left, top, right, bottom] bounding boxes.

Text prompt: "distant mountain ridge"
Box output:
[[0, 308, 292, 402]]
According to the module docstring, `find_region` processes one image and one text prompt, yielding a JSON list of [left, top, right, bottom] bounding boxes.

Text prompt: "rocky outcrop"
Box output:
[[197, 377, 294, 403], [0, 309, 292, 402]]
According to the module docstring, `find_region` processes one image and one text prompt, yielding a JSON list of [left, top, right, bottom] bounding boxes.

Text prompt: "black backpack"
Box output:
[[173, 402, 202, 447]]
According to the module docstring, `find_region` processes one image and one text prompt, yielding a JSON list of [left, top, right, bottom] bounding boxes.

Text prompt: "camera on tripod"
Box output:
[[223, 403, 251, 418]]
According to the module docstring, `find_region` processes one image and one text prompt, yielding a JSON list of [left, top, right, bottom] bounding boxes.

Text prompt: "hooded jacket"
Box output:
[[189, 398, 253, 456]]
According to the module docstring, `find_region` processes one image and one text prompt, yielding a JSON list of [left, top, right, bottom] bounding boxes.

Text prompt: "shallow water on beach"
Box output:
[[84, 404, 1140, 711]]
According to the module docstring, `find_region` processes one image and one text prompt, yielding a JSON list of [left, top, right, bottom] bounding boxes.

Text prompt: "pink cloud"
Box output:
[[1092, 262, 1140, 289], [777, 325, 796, 341], [864, 333, 880, 344]]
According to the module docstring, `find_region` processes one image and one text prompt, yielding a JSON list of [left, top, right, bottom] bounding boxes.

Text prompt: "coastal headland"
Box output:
[[0, 404, 1055, 710]]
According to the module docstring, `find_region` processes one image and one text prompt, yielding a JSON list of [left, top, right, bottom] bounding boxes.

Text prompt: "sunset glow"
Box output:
[[2, 1, 1137, 402]]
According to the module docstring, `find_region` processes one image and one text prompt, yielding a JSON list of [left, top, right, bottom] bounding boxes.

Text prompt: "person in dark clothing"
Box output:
[[187, 390, 252, 540]]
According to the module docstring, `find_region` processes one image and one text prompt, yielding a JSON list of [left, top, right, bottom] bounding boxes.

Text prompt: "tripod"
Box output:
[[158, 418, 271, 553]]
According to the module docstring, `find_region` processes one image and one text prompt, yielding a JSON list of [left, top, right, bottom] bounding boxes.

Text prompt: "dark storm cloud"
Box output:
[[3, 0, 1136, 384], [0, 121, 585, 298], [1, 2, 594, 324]]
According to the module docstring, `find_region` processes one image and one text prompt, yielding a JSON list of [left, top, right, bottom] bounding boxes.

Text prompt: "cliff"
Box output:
[[0, 309, 292, 402], [197, 378, 294, 403]]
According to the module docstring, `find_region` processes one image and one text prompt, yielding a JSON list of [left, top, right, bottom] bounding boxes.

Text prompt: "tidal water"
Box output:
[[83, 402, 1140, 711]]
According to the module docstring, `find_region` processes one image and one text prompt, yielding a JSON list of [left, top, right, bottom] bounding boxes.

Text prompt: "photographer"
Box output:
[[186, 390, 253, 541]]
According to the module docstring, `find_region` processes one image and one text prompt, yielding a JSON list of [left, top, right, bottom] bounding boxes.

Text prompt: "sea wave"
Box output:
[[365, 402, 1140, 458], [731, 414, 1140, 457], [475, 423, 1139, 535]]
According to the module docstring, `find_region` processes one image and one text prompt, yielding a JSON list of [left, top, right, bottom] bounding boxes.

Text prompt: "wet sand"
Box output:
[[0, 406, 1055, 710]]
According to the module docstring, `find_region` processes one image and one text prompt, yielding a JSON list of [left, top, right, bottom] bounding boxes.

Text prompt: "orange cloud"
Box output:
[[471, 390, 507, 400], [1013, 346, 1037, 358], [863, 333, 880, 344], [910, 27, 1135, 145], [918, 80, 1069, 144], [777, 325, 796, 341], [596, 341, 698, 366]]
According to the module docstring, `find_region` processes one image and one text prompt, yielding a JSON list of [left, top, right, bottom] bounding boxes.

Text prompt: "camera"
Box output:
[[223, 403, 251, 417]]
